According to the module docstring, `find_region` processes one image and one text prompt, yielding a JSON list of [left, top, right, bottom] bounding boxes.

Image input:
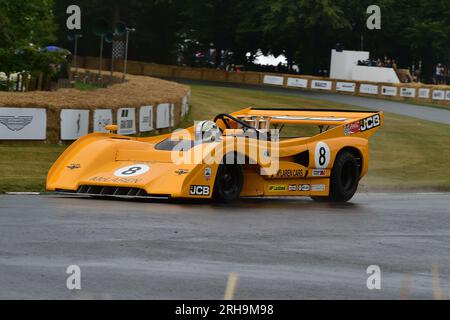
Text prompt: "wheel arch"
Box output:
[[335, 146, 364, 178]]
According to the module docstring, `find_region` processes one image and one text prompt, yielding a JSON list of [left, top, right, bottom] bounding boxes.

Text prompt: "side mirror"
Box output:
[[105, 124, 118, 133]]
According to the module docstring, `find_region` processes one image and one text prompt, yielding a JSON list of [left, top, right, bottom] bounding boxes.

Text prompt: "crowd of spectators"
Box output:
[[244, 62, 300, 75], [357, 57, 398, 69]]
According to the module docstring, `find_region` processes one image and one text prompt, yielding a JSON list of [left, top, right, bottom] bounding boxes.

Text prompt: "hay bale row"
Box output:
[[0, 69, 190, 143]]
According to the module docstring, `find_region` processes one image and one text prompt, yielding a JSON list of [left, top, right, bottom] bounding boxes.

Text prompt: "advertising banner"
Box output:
[[336, 82, 356, 93], [93, 109, 113, 133], [381, 86, 398, 96], [117, 108, 136, 135], [418, 88, 430, 99], [360, 84, 379, 95], [0, 107, 46, 140], [311, 80, 332, 90], [432, 90, 445, 100], [139, 106, 154, 132], [287, 78, 308, 88], [60, 109, 89, 140], [263, 75, 284, 86], [400, 88, 416, 98], [181, 96, 189, 117], [156, 103, 171, 129]]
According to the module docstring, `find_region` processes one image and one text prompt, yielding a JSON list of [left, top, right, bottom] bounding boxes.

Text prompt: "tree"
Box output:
[[0, 0, 56, 75]]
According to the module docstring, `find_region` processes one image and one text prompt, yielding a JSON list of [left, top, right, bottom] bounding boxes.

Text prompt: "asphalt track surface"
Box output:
[[2, 82, 450, 300], [175, 78, 450, 125], [1, 193, 450, 300]]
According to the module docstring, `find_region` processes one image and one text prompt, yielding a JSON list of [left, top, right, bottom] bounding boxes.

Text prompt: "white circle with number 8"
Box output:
[[314, 142, 331, 169], [114, 164, 149, 177]]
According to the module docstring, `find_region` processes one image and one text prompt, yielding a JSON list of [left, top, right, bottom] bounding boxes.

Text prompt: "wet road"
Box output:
[[1, 193, 449, 300]]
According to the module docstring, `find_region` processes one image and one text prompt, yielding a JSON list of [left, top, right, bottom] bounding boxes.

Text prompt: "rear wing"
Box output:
[[233, 107, 381, 126], [231, 107, 383, 139]]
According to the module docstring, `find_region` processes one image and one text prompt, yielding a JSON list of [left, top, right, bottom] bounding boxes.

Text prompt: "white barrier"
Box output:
[[400, 88, 416, 98], [336, 82, 356, 93], [156, 103, 171, 129], [60, 110, 89, 140], [360, 84, 378, 95], [419, 88, 430, 99], [381, 86, 398, 96], [94, 109, 113, 133], [432, 90, 445, 100], [311, 80, 332, 90], [139, 106, 153, 132], [287, 78, 308, 88], [0, 93, 190, 141], [117, 108, 136, 135], [352, 65, 400, 83], [263, 75, 284, 86]]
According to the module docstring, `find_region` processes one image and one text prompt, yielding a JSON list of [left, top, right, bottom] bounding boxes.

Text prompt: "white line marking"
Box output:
[[224, 273, 239, 300], [415, 192, 449, 195], [5, 192, 41, 195]]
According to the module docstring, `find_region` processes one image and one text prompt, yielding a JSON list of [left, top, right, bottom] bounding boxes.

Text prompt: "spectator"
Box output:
[[435, 63, 443, 84]]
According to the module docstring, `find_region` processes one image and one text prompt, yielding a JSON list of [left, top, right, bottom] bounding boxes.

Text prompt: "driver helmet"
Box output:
[[195, 120, 221, 143]]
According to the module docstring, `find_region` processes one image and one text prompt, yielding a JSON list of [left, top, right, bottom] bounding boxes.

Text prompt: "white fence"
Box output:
[[0, 94, 190, 141]]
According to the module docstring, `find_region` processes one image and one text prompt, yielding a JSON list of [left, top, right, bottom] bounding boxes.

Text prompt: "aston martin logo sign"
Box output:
[[0, 108, 46, 140], [0, 116, 34, 131]]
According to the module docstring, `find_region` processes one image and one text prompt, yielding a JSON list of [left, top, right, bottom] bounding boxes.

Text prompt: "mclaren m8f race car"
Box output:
[[47, 108, 383, 203]]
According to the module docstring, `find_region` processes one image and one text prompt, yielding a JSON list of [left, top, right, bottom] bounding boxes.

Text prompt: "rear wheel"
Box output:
[[311, 151, 359, 203], [212, 163, 244, 203]]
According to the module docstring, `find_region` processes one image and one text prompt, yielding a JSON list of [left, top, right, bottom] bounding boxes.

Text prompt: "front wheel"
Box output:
[[212, 163, 244, 203], [311, 151, 359, 203]]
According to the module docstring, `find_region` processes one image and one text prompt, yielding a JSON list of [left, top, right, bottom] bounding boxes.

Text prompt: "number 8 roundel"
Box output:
[[114, 164, 150, 177], [314, 142, 331, 169]]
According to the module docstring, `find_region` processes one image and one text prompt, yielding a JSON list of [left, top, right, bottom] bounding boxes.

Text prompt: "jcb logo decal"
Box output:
[[360, 115, 381, 132], [190, 185, 210, 196]]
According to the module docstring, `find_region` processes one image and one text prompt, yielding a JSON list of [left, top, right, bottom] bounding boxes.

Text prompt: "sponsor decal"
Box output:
[[288, 185, 298, 192], [114, 164, 149, 177], [204, 167, 212, 180], [311, 184, 326, 192], [189, 185, 210, 196], [268, 185, 287, 192], [0, 116, 33, 131], [67, 164, 81, 170], [175, 169, 189, 175], [300, 185, 311, 192], [312, 169, 326, 177], [360, 114, 381, 132], [90, 176, 141, 184], [344, 121, 361, 135], [275, 169, 304, 178], [345, 114, 380, 135]]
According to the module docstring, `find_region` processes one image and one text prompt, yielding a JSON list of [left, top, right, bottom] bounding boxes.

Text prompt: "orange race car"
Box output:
[[47, 108, 383, 203]]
